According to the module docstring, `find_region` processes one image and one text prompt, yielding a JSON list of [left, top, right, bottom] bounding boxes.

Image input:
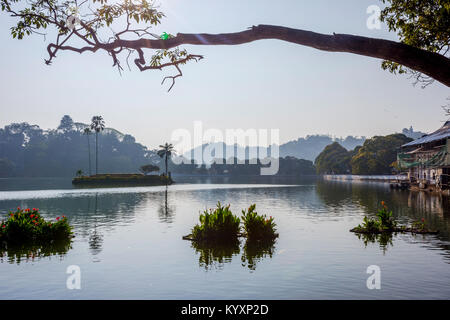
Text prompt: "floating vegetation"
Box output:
[[184, 202, 278, 243], [0, 207, 74, 264], [241, 204, 278, 241], [351, 201, 438, 234], [0, 207, 74, 243], [184, 202, 278, 270]]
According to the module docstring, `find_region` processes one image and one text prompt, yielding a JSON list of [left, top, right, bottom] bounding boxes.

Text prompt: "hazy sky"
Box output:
[[0, 0, 449, 150]]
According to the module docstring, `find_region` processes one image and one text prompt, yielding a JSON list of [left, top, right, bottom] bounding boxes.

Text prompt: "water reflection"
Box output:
[[158, 186, 175, 223], [354, 232, 394, 254], [89, 220, 103, 258], [317, 179, 450, 257], [191, 238, 276, 271], [241, 239, 276, 270], [191, 240, 241, 270], [0, 239, 72, 264]]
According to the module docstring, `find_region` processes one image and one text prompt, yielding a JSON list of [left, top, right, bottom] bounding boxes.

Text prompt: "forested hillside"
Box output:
[[0, 116, 159, 177]]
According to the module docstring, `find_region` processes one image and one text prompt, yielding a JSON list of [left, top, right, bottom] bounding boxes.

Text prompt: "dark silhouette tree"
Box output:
[[83, 127, 92, 176], [58, 115, 74, 132], [0, 0, 448, 89], [157, 143, 174, 177], [90, 116, 105, 175]]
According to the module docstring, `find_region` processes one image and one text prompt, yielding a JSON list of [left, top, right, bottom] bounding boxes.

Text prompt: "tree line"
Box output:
[[314, 134, 413, 175]]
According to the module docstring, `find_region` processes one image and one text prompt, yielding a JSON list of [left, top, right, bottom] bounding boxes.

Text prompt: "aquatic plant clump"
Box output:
[[186, 203, 279, 243], [241, 204, 278, 241], [0, 207, 73, 244], [351, 201, 438, 234], [191, 202, 241, 243]]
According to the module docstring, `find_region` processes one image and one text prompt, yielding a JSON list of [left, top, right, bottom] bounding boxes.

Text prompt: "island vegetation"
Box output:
[[72, 173, 173, 186]]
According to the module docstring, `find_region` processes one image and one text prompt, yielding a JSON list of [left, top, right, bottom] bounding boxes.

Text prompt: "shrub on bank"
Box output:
[[241, 204, 278, 241], [191, 202, 241, 243], [0, 208, 73, 244]]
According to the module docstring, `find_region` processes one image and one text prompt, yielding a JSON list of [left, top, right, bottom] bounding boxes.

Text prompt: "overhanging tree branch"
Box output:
[[2, 0, 449, 89], [95, 25, 450, 87]]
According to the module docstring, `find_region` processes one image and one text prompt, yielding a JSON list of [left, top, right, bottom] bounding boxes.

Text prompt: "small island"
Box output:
[[73, 117, 175, 187], [72, 173, 173, 186]]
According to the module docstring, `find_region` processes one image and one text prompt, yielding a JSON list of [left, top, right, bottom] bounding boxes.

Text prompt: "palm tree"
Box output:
[[90, 116, 105, 175], [83, 127, 92, 176], [157, 143, 175, 177]]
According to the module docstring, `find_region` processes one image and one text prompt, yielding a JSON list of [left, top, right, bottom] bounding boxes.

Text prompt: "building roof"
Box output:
[[402, 121, 450, 147]]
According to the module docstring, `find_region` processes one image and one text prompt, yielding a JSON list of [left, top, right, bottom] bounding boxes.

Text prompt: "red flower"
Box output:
[[30, 214, 34, 218], [2, 225, 5, 228], [421, 218, 425, 222], [56, 217, 60, 221], [17, 207, 20, 210]]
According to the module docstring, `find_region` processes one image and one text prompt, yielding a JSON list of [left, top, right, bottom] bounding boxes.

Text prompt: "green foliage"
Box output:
[[376, 202, 397, 230], [353, 201, 398, 233], [411, 218, 427, 231], [0, 207, 73, 244], [380, 0, 450, 82], [191, 202, 241, 243], [350, 134, 412, 175], [314, 142, 354, 174], [241, 204, 278, 241], [0, 0, 192, 73], [0, 116, 162, 177]]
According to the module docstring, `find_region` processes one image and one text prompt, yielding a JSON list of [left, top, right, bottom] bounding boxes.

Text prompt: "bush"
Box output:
[[241, 204, 278, 241], [0, 207, 73, 244], [191, 202, 241, 243]]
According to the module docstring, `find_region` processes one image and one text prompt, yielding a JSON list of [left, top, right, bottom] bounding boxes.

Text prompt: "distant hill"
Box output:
[[279, 135, 366, 161], [0, 115, 160, 177], [183, 135, 366, 163]]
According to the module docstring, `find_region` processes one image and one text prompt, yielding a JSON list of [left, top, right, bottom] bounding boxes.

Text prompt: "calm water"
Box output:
[[0, 177, 449, 299]]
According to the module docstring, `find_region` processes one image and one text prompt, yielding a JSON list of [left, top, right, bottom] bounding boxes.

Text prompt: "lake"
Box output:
[[0, 176, 449, 299]]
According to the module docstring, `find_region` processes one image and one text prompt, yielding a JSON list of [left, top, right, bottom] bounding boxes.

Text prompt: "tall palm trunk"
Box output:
[[95, 131, 98, 175], [87, 134, 92, 176], [165, 154, 168, 176]]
